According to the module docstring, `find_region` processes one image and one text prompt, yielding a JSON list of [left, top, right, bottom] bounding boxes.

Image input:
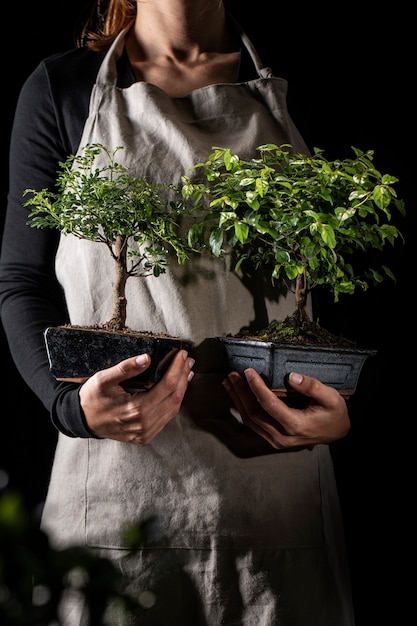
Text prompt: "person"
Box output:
[[0, 1, 355, 624]]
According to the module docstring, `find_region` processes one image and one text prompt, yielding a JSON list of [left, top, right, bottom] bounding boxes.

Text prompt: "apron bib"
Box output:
[[55, 22, 309, 346]]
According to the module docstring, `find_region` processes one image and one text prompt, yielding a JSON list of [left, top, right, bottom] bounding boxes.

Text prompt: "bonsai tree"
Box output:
[[24, 143, 191, 332], [181, 143, 406, 345]]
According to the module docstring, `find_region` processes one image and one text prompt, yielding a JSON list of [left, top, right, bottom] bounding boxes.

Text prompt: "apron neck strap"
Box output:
[[95, 16, 271, 87], [227, 13, 273, 79]]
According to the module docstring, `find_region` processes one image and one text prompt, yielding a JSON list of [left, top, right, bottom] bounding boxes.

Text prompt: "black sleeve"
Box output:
[[0, 50, 104, 438]]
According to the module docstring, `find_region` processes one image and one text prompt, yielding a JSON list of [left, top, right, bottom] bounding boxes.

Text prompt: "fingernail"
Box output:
[[187, 371, 195, 382], [244, 368, 254, 381], [182, 350, 189, 360], [289, 372, 303, 384], [222, 378, 231, 390], [135, 354, 149, 366], [188, 358, 195, 370]]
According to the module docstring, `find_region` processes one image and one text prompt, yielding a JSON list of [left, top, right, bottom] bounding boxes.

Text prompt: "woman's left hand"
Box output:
[[222, 368, 351, 449]]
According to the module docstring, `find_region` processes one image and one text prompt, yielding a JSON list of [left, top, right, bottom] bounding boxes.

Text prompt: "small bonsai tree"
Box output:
[[24, 143, 191, 332], [181, 143, 406, 344]]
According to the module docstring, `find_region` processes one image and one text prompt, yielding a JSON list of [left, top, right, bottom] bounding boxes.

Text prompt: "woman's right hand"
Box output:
[[76, 350, 195, 444]]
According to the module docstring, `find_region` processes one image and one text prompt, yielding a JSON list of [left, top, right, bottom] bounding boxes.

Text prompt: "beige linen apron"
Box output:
[[42, 22, 354, 626]]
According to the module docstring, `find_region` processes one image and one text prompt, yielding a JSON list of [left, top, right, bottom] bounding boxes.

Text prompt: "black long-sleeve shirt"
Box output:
[[0, 44, 256, 437], [1, 47, 106, 437]]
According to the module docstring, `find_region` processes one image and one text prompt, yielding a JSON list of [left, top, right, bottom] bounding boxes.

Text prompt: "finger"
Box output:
[[236, 369, 319, 446], [224, 371, 288, 432], [126, 350, 195, 443], [240, 368, 317, 440], [223, 372, 292, 448], [93, 353, 151, 388], [56, 354, 153, 386], [222, 371, 257, 421], [146, 349, 194, 404], [242, 368, 290, 418], [286, 371, 342, 408]]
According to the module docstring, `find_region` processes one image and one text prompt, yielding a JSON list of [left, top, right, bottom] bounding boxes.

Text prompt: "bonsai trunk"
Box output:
[[294, 269, 310, 324], [104, 234, 129, 331]]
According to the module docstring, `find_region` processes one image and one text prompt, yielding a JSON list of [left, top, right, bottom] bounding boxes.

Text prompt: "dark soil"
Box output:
[[63, 314, 357, 349], [61, 323, 176, 339], [234, 312, 357, 348]]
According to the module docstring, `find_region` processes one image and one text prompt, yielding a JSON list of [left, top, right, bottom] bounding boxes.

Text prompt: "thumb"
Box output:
[[98, 353, 151, 387], [58, 354, 151, 386], [286, 371, 340, 406]]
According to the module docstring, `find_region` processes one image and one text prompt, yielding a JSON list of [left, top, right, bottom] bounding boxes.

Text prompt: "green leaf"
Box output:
[[209, 227, 224, 256], [234, 221, 249, 244], [318, 223, 337, 248]]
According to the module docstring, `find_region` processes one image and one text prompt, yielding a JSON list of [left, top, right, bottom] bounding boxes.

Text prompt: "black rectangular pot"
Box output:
[[44, 326, 193, 386]]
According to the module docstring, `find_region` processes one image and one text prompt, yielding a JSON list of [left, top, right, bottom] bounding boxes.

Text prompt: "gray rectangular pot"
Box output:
[[216, 336, 377, 398]]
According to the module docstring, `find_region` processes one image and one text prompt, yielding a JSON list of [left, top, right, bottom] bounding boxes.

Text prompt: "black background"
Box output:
[[1, 3, 412, 624]]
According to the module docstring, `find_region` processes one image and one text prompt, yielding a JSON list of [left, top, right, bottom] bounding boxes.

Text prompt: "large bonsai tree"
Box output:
[[181, 143, 406, 343], [24, 143, 191, 332]]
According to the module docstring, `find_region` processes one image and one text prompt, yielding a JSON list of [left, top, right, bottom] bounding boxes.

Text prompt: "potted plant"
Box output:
[[24, 143, 193, 386], [181, 144, 406, 398]]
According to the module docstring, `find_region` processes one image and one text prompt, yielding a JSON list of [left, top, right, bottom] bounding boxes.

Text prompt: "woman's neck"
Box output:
[[130, 0, 236, 61], [125, 0, 241, 97]]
